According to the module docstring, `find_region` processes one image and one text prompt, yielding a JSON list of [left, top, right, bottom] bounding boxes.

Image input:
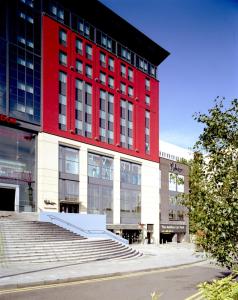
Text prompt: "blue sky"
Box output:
[[100, 0, 238, 149]]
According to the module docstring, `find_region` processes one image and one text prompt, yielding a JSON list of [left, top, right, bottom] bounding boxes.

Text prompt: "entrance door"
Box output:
[[0, 188, 15, 211], [60, 203, 79, 213]]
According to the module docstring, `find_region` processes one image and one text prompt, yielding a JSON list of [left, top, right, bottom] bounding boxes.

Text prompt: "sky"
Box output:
[[100, 0, 238, 149]]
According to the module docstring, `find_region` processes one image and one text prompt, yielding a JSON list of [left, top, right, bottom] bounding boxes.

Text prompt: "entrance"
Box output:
[[0, 187, 15, 211], [60, 203, 79, 213]]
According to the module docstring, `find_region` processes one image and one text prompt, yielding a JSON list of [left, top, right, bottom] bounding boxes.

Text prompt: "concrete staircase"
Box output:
[[0, 220, 141, 263]]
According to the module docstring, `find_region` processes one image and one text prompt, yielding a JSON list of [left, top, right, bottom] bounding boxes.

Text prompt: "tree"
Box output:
[[184, 97, 238, 269]]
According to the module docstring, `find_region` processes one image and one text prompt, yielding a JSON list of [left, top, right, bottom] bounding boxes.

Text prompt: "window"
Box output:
[[145, 78, 150, 91], [128, 68, 133, 81], [77, 18, 91, 38], [100, 72, 106, 85], [99, 90, 114, 144], [108, 57, 114, 71], [85, 83, 92, 137], [76, 38, 83, 54], [101, 34, 112, 51], [88, 153, 113, 222], [120, 82, 126, 94], [59, 71, 67, 130], [59, 29, 67, 46], [50, 4, 64, 22], [100, 52, 106, 67], [75, 59, 83, 73], [17, 57, 33, 70], [86, 44, 92, 60], [150, 65, 156, 76], [75, 79, 83, 135], [145, 110, 150, 153], [59, 51, 67, 66], [20, 0, 33, 8], [120, 64, 126, 77], [19, 12, 34, 23], [121, 46, 131, 62], [85, 65, 92, 78], [120, 100, 133, 149], [128, 86, 133, 97], [120, 161, 141, 224], [108, 76, 114, 89], [145, 95, 150, 105], [59, 146, 79, 205]]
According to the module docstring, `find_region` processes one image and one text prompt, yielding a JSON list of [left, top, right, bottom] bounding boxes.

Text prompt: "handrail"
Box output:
[[46, 214, 128, 244]]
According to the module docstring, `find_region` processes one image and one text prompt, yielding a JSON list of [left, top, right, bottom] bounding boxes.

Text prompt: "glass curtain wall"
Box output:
[[88, 152, 113, 223], [120, 160, 141, 224]]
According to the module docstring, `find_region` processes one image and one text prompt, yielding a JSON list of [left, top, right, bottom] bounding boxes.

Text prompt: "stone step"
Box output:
[[2, 247, 136, 262]]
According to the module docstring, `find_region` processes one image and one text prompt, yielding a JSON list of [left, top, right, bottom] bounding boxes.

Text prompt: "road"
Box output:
[[0, 262, 227, 300]]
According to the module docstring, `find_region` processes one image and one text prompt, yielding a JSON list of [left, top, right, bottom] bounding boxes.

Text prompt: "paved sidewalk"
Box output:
[[0, 243, 207, 289]]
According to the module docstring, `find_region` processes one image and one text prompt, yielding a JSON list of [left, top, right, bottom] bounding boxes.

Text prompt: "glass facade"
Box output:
[[59, 145, 80, 207], [120, 100, 133, 149], [0, 126, 36, 212], [120, 160, 141, 224], [88, 153, 113, 223], [99, 90, 114, 144]]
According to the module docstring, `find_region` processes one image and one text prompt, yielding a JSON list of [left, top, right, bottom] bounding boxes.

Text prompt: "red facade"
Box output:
[[42, 16, 160, 162]]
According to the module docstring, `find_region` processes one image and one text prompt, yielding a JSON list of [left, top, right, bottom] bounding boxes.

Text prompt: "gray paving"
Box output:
[[0, 243, 208, 289]]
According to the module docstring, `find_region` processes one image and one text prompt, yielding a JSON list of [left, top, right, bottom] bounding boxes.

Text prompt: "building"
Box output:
[[159, 140, 193, 243], [0, 0, 169, 243]]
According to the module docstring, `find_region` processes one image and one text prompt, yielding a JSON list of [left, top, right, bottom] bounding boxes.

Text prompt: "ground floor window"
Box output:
[[120, 189, 141, 224]]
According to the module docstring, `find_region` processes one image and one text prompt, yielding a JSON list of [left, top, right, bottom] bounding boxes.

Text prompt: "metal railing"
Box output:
[[46, 214, 128, 244]]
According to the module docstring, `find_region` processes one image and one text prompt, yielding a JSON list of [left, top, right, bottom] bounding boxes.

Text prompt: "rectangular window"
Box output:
[[59, 29, 67, 46], [120, 64, 126, 77], [128, 86, 133, 98], [120, 161, 141, 224], [86, 44, 92, 60], [59, 51, 67, 66], [101, 34, 112, 51], [128, 68, 133, 81], [120, 100, 133, 149], [100, 52, 106, 67], [145, 78, 150, 91], [100, 72, 106, 85], [150, 65, 156, 76], [99, 90, 114, 144], [76, 59, 83, 73], [59, 146, 79, 207], [19, 12, 34, 23], [76, 38, 83, 54], [145, 95, 150, 105], [85, 65, 92, 78], [108, 57, 114, 71], [59, 71, 67, 130], [145, 110, 150, 153], [121, 46, 131, 62], [120, 82, 126, 94], [75, 79, 83, 135], [85, 83, 92, 137], [20, 0, 34, 8], [50, 4, 64, 22], [108, 76, 114, 89]]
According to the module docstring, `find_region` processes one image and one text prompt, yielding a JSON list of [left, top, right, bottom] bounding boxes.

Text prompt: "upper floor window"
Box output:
[[120, 64, 126, 77], [128, 86, 133, 98], [100, 72, 106, 85], [76, 59, 83, 73], [108, 76, 114, 89], [59, 51, 67, 66], [85, 65, 92, 78], [20, 0, 33, 8], [150, 65, 156, 76], [59, 29, 67, 47], [145, 95, 150, 105], [50, 4, 64, 22], [101, 34, 112, 51], [120, 82, 126, 94], [19, 12, 34, 24], [76, 38, 83, 54], [100, 52, 106, 68], [121, 47, 131, 62], [128, 68, 133, 81], [78, 18, 90, 38], [59, 145, 79, 175], [145, 78, 150, 91], [86, 44, 92, 60], [108, 57, 114, 71]]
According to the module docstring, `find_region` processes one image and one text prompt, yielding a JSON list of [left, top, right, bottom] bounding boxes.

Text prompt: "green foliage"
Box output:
[[183, 97, 238, 269], [199, 275, 238, 300], [151, 291, 160, 300]]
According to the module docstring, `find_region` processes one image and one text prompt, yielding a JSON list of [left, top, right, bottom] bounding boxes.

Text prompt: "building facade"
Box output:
[[159, 141, 193, 243], [0, 0, 169, 243]]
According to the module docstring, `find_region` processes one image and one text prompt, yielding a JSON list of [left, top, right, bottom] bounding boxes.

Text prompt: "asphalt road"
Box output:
[[0, 262, 228, 300]]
